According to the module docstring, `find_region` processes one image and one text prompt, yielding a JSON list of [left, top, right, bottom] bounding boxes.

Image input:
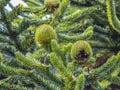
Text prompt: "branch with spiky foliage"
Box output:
[[106, 0, 120, 33], [0, 0, 120, 89], [50, 40, 120, 90]]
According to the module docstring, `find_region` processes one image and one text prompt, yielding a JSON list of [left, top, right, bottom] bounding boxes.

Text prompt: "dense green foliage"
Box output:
[[0, 0, 120, 90]]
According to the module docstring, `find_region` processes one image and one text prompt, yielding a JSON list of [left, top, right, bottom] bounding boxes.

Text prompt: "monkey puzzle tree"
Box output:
[[0, 0, 120, 90]]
